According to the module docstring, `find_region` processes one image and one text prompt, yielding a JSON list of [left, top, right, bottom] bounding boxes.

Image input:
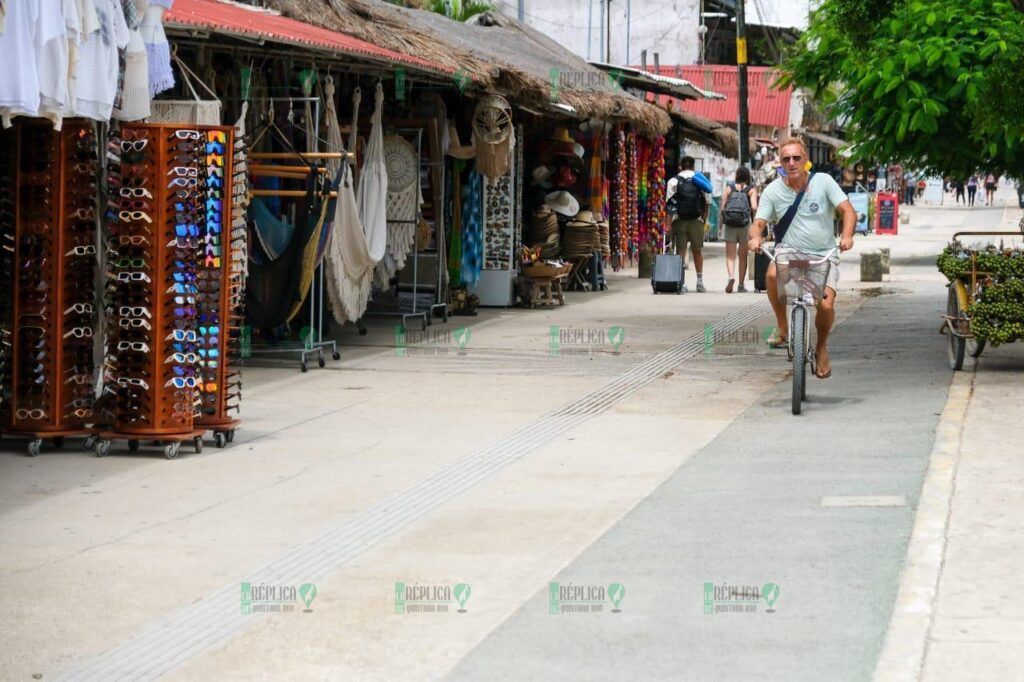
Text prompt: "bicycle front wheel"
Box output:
[[791, 306, 806, 415]]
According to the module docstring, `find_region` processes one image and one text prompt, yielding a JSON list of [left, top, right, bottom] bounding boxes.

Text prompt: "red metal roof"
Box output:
[[650, 65, 792, 130], [166, 0, 449, 75]]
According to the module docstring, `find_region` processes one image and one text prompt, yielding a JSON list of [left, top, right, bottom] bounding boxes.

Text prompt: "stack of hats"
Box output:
[[528, 205, 561, 258], [597, 218, 610, 257], [562, 210, 600, 259]]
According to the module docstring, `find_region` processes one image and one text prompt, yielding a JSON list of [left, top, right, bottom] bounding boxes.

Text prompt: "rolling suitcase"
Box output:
[[652, 254, 684, 294]]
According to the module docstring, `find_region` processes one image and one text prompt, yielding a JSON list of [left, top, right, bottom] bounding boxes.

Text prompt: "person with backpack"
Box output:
[[666, 156, 712, 292], [720, 166, 759, 293]]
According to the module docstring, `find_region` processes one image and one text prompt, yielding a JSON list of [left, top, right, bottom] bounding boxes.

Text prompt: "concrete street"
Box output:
[[0, 185, 1021, 681]]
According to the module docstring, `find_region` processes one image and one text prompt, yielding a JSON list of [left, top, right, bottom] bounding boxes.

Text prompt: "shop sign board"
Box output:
[[849, 192, 870, 234], [875, 192, 899, 235], [922, 177, 944, 204]]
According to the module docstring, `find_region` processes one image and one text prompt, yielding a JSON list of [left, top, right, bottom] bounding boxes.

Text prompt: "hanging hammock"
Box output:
[[322, 78, 380, 324], [245, 108, 343, 329]]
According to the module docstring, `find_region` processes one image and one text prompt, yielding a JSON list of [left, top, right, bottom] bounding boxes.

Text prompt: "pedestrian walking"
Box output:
[[903, 169, 917, 205], [954, 178, 965, 205], [967, 174, 978, 206], [748, 138, 857, 379], [984, 172, 998, 206], [719, 166, 758, 293], [667, 156, 712, 292]]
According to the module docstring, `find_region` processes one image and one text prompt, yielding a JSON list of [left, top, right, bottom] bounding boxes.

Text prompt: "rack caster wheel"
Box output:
[[83, 435, 97, 451], [128, 439, 140, 452], [301, 362, 308, 373], [193, 436, 203, 454], [420, 318, 427, 331], [215, 432, 227, 448], [96, 440, 111, 458], [318, 356, 326, 368], [27, 439, 41, 457], [332, 351, 341, 361], [226, 429, 235, 443], [442, 310, 449, 323], [358, 326, 368, 336], [52, 436, 64, 449], [164, 442, 180, 460]]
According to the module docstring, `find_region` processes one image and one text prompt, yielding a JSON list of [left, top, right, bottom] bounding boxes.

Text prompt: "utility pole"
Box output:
[[606, 0, 612, 63], [736, 0, 750, 167]]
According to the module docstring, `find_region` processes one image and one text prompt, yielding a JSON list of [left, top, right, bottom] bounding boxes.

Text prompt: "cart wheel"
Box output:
[[96, 440, 111, 458], [193, 436, 203, 454], [332, 351, 341, 361], [968, 337, 986, 358], [128, 439, 140, 452], [300, 361, 308, 373], [83, 435, 97, 451], [27, 439, 41, 457], [52, 436, 64, 449], [164, 442, 180, 460], [215, 432, 226, 448], [318, 356, 326, 368], [226, 429, 235, 443], [946, 286, 966, 371]]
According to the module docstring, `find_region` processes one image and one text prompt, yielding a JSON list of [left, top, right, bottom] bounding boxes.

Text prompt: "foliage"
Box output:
[[782, 0, 1024, 178], [420, 0, 494, 21]]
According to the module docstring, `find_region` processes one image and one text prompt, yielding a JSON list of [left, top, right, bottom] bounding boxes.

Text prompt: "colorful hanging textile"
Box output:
[[610, 126, 627, 266], [460, 167, 483, 286], [625, 129, 639, 262], [646, 135, 667, 249]]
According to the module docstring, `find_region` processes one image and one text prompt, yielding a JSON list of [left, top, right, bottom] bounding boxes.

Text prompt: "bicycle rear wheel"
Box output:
[[792, 306, 806, 415]]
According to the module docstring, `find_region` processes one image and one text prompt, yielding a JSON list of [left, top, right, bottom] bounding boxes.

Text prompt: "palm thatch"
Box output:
[[269, 0, 671, 136]]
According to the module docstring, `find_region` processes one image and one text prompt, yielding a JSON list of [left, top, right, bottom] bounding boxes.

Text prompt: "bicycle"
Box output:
[[760, 245, 839, 415]]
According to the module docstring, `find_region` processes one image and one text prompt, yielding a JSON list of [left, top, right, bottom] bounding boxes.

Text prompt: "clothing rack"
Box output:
[[243, 96, 341, 372]]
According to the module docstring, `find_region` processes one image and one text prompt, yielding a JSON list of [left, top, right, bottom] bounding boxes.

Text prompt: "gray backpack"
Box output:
[[722, 183, 752, 227]]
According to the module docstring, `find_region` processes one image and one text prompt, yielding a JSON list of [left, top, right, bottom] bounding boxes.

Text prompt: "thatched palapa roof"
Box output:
[[269, 0, 672, 136]]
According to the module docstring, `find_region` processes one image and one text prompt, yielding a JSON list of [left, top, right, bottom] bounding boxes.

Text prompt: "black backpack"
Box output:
[[722, 183, 753, 227], [674, 176, 705, 220]]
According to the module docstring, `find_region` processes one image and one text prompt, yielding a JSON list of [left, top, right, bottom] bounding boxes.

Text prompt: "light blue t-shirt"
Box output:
[[755, 173, 850, 255]]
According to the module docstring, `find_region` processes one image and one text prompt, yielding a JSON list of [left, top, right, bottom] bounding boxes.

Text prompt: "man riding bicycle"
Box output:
[[747, 138, 857, 379]]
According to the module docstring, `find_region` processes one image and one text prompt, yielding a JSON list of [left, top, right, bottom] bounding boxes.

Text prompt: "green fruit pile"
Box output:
[[937, 243, 1024, 281], [938, 242, 1024, 346], [971, 271, 1024, 346]]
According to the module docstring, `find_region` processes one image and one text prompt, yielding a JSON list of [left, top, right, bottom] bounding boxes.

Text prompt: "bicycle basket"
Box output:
[[776, 249, 832, 302]]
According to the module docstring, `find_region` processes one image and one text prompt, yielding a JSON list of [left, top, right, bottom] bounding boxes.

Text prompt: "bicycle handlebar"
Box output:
[[758, 246, 839, 264]]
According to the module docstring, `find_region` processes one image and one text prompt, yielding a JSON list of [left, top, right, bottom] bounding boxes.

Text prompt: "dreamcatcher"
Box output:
[[472, 94, 515, 180]]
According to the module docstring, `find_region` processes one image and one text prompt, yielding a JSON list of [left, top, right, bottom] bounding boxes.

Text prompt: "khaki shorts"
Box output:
[[722, 225, 748, 244], [672, 217, 704, 255]]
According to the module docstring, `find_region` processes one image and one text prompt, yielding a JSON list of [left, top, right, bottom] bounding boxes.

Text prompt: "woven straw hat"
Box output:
[[544, 190, 579, 217]]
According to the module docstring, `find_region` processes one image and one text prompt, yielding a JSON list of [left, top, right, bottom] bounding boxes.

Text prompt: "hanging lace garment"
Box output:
[[356, 82, 389, 277], [375, 133, 419, 287], [322, 77, 377, 324]]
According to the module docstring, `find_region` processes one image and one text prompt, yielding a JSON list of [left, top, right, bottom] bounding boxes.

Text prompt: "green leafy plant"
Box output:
[[421, 0, 494, 21], [782, 1, 1024, 177]]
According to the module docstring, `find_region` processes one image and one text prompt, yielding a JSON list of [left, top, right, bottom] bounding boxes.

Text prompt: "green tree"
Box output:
[[421, 0, 494, 21], [782, 0, 1024, 177]]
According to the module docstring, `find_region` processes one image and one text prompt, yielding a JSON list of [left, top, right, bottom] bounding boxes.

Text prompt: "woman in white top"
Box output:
[[719, 166, 759, 293]]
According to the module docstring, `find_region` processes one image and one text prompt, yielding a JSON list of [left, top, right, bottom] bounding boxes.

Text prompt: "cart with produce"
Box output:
[[937, 226, 1024, 370]]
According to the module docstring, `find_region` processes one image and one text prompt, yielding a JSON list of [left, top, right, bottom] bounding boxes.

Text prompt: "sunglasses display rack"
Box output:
[[0, 121, 99, 457], [93, 123, 240, 459], [194, 127, 243, 448]]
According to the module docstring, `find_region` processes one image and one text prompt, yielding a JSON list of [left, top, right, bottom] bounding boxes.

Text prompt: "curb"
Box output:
[[873, 370, 974, 681]]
